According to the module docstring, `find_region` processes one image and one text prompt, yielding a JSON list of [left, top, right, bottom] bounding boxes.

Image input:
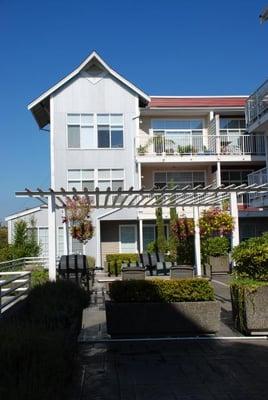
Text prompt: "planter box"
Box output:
[[105, 300, 220, 336], [208, 255, 230, 274], [231, 285, 268, 335]]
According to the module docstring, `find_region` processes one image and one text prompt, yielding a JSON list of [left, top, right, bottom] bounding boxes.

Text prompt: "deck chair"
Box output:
[[58, 255, 91, 291]]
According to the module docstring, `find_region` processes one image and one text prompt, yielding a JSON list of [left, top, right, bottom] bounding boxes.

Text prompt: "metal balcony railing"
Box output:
[[248, 167, 268, 205], [245, 79, 268, 127], [136, 134, 265, 157]]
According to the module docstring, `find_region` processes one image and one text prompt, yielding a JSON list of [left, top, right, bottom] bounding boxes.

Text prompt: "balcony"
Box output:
[[245, 79, 268, 132], [248, 167, 268, 207], [136, 134, 265, 159]]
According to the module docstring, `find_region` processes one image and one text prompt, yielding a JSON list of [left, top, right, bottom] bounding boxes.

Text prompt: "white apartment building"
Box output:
[[6, 52, 268, 267]]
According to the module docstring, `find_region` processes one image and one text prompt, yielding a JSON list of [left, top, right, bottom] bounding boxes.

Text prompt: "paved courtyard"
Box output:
[[73, 272, 268, 399]]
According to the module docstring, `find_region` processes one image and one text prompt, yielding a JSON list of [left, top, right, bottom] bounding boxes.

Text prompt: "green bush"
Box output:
[[106, 253, 139, 275], [25, 280, 89, 330], [0, 280, 89, 400], [232, 233, 268, 280], [27, 266, 49, 287], [109, 279, 215, 303], [230, 278, 268, 334], [203, 236, 230, 258], [86, 255, 95, 269]]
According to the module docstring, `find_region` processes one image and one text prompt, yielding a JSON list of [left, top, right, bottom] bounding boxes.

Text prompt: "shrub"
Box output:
[[232, 233, 268, 280], [204, 236, 230, 257], [199, 208, 234, 238], [25, 280, 89, 330], [109, 279, 215, 303], [146, 241, 157, 253], [30, 267, 49, 287], [106, 253, 139, 275], [0, 279, 89, 400]]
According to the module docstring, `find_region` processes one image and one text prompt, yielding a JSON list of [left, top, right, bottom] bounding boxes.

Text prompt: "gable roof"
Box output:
[[5, 206, 43, 221], [28, 51, 150, 128]]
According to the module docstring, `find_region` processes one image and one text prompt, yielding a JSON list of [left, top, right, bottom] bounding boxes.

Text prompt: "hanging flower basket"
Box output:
[[63, 196, 94, 244]]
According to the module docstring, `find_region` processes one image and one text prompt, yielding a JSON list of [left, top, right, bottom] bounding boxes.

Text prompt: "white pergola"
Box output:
[[16, 183, 268, 280]]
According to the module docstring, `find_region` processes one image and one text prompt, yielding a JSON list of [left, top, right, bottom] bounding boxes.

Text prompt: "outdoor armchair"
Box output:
[[58, 255, 92, 291]]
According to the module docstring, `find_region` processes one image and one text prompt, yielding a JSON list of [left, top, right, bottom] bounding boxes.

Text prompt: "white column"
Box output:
[[216, 161, 221, 187], [230, 191, 239, 249], [63, 209, 69, 255], [48, 193, 57, 281], [215, 114, 221, 155], [96, 218, 101, 268], [137, 162, 142, 189], [139, 219, 143, 253], [193, 206, 202, 277]]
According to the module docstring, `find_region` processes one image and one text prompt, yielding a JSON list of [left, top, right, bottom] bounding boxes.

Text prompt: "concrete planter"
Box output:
[[105, 300, 220, 336], [208, 255, 230, 274], [231, 285, 268, 335]]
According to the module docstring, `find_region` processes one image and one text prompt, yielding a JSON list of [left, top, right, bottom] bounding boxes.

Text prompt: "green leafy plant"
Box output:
[[30, 267, 49, 287], [146, 241, 157, 253], [10, 218, 40, 259], [106, 253, 139, 275], [109, 279, 215, 303], [204, 236, 230, 257], [177, 145, 196, 154], [156, 207, 167, 253], [86, 255, 95, 269], [232, 233, 268, 280]]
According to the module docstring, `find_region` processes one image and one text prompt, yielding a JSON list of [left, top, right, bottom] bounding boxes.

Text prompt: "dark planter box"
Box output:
[[105, 300, 220, 336], [231, 285, 268, 335]]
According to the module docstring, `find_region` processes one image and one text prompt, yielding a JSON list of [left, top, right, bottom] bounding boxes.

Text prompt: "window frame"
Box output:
[[66, 113, 124, 150], [153, 170, 207, 189]]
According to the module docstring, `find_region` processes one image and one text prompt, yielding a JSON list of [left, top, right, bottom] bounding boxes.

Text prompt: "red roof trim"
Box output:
[[149, 97, 247, 108]]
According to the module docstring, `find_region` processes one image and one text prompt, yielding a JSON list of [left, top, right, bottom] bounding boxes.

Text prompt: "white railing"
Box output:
[[246, 79, 268, 127], [248, 167, 268, 204], [0, 271, 31, 314], [137, 134, 265, 156], [0, 257, 48, 272]]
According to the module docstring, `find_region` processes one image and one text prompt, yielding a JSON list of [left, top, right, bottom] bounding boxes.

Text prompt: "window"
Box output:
[[154, 171, 205, 189], [119, 225, 137, 253], [220, 118, 246, 134], [97, 169, 124, 190], [68, 169, 94, 190], [72, 238, 83, 255], [97, 114, 123, 148], [221, 169, 253, 205], [38, 227, 48, 257], [67, 114, 94, 148], [57, 227, 64, 258], [142, 224, 169, 251], [67, 113, 123, 149]]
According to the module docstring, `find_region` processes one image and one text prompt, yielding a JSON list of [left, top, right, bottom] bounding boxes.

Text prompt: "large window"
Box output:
[[68, 169, 94, 190], [67, 113, 123, 149], [154, 171, 205, 189], [97, 114, 123, 148], [151, 119, 203, 153]]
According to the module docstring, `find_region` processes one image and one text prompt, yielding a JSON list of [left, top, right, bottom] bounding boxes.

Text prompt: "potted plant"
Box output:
[[202, 236, 230, 275], [106, 279, 220, 336], [230, 233, 268, 335]]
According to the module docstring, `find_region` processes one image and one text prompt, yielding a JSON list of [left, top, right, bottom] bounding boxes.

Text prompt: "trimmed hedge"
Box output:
[[106, 253, 139, 275], [109, 278, 215, 303], [0, 280, 89, 400]]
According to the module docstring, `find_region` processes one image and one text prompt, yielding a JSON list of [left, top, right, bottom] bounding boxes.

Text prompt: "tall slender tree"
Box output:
[[156, 207, 166, 253], [169, 207, 178, 262]]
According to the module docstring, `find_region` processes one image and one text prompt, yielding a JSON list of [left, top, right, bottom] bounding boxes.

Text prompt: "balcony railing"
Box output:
[[248, 167, 268, 205], [137, 134, 265, 157], [245, 79, 268, 127]]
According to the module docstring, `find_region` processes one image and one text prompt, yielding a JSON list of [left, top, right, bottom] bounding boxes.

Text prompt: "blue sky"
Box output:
[[0, 0, 268, 221]]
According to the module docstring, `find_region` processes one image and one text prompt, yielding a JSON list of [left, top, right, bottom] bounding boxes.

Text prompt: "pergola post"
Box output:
[[48, 193, 57, 281], [63, 208, 69, 255], [193, 206, 202, 277], [96, 219, 101, 268], [230, 191, 239, 249], [139, 219, 143, 253]]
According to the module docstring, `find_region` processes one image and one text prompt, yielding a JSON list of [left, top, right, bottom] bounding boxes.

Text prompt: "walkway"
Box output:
[[73, 272, 268, 399]]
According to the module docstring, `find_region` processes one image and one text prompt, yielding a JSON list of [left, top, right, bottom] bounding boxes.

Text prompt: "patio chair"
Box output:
[[155, 253, 168, 275], [170, 265, 194, 279], [58, 255, 92, 291]]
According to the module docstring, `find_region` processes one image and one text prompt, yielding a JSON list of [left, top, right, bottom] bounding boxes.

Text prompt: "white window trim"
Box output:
[[66, 113, 125, 150], [119, 224, 138, 254], [67, 168, 125, 191], [67, 169, 95, 191]]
